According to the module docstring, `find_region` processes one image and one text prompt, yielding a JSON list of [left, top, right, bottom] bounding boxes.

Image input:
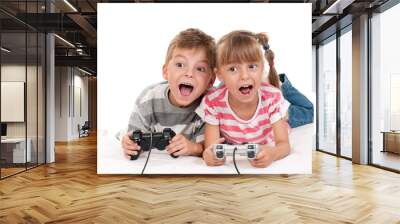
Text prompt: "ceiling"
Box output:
[[0, 0, 392, 75]]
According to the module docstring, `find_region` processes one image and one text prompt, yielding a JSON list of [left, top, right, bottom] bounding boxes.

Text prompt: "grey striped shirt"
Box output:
[[119, 81, 205, 143]]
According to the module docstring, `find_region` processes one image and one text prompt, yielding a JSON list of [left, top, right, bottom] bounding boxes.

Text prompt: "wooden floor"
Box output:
[[1, 135, 400, 223], [1, 163, 45, 178], [1, 167, 26, 178]]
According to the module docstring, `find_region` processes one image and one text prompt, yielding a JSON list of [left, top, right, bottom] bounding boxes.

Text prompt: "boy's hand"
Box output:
[[166, 134, 198, 156], [202, 138, 226, 166], [121, 131, 141, 160], [249, 145, 276, 168]]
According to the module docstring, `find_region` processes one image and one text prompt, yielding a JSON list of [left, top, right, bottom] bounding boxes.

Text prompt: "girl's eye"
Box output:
[[176, 62, 184, 68], [228, 67, 237, 72], [197, 67, 207, 72], [249, 64, 258, 70]]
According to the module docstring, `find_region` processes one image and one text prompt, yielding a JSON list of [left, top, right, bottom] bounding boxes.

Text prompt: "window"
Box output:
[[317, 36, 337, 155], [0, 1, 47, 179], [340, 28, 352, 158], [371, 2, 400, 171]]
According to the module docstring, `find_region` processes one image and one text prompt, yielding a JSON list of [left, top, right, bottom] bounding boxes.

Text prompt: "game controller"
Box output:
[[212, 143, 259, 160], [129, 128, 177, 160]]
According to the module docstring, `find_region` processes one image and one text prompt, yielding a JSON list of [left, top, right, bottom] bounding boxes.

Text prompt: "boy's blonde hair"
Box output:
[[216, 30, 280, 88], [165, 28, 216, 71]]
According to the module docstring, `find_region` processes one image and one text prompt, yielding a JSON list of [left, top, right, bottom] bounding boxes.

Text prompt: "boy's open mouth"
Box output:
[[239, 84, 253, 95], [179, 83, 194, 97]]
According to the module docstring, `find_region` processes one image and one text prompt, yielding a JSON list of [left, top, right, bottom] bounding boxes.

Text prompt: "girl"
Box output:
[[200, 30, 290, 168]]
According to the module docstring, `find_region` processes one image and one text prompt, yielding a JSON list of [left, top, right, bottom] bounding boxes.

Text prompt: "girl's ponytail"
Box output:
[[255, 32, 268, 47], [266, 49, 280, 89], [255, 33, 280, 89]]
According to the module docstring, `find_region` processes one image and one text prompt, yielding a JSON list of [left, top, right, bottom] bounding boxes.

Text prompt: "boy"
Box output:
[[120, 28, 216, 159]]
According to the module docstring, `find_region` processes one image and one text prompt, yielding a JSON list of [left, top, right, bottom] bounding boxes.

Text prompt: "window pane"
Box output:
[[38, 32, 45, 165], [318, 37, 337, 154], [371, 3, 400, 171], [27, 31, 38, 169], [1, 31, 27, 177], [340, 29, 352, 158]]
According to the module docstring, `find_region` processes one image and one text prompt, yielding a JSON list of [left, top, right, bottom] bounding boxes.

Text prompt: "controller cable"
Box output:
[[232, 147, 240, 175], [141, 133, 153, 175]]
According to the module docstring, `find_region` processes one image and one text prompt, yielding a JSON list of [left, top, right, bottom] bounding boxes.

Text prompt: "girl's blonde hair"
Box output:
[[216, 30, 280, 88]]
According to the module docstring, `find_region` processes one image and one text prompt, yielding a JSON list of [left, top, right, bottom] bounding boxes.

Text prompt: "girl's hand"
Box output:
[[202, 137, 226, 166], [249, 145, 276, 168]]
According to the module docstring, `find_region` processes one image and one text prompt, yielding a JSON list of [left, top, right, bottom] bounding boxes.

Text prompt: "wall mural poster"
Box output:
[[98, 3, 313, 174]]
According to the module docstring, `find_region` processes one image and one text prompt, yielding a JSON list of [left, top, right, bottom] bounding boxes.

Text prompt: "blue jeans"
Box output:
[[280, 74, 314, 128]]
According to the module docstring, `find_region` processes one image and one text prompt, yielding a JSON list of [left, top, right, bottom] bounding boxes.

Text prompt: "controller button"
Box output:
[[216, 151, 224, 158], [248, 151, 255, 159]]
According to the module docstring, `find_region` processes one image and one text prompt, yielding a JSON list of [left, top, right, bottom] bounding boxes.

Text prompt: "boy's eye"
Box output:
[[176, 62, 184, 68]]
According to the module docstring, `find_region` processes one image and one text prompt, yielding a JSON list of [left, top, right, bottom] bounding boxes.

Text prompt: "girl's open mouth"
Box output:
[[239, 84, 253, 95]]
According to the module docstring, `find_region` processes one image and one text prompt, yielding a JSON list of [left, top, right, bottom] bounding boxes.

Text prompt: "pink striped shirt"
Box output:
[[196, 82, 287, 145]]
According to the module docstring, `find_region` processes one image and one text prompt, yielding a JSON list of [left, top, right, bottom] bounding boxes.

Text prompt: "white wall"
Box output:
[[55, 66, 69, 141], [72, 72, 89, 138], [55, 67, 89, 141], [75, 73, 89, 122]]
